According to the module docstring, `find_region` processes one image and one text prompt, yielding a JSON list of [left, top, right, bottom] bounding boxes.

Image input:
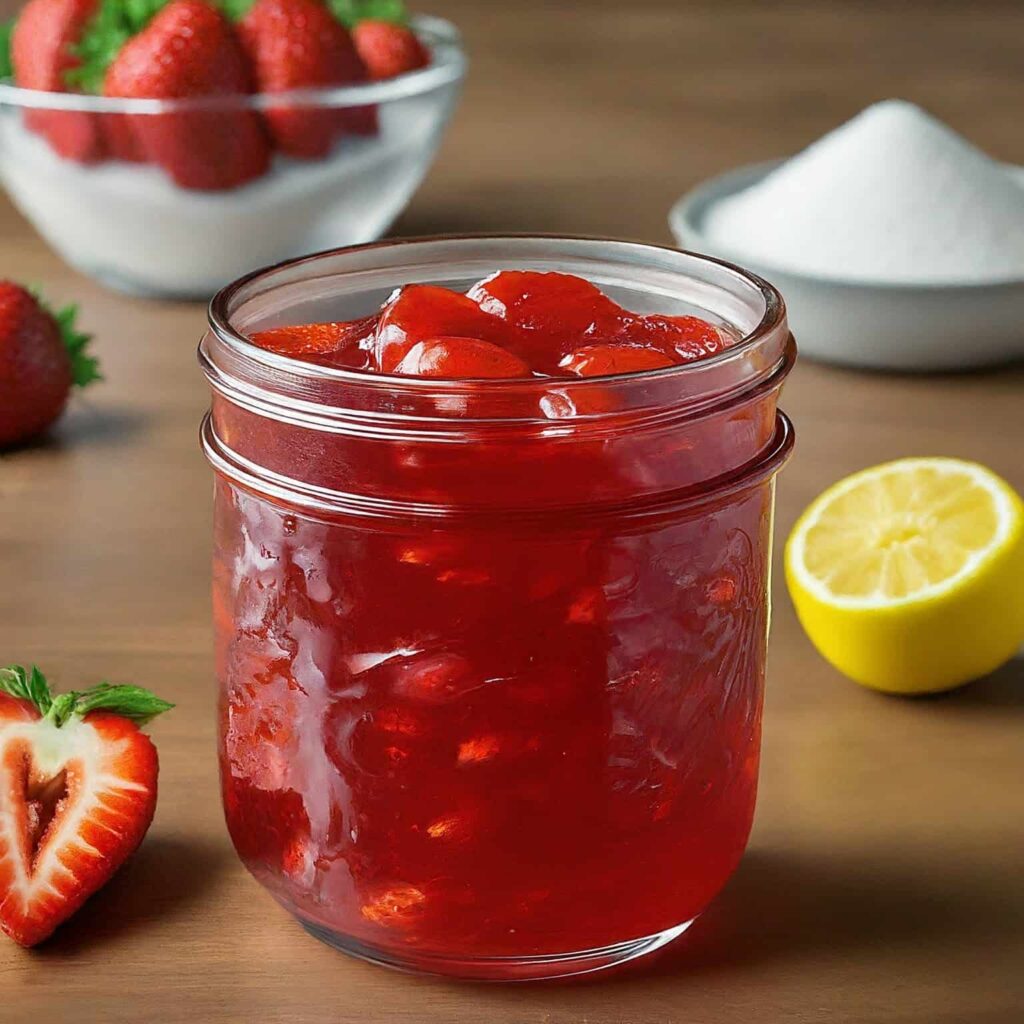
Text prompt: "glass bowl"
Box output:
[[200, 236, 796, 980], [0, 16, 464, 300]]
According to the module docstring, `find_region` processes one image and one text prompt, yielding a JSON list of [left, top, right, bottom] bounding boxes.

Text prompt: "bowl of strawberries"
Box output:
[[0, 0, 464, 299]]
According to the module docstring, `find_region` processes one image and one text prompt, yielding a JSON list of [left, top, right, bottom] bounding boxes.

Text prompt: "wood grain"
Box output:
[[2, 2, 1023, 1021]]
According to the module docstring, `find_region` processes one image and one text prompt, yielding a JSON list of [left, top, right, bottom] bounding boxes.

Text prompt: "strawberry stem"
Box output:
[[2, 665, 172, 727], [66, 0, 170, 94], [52, 303, 101, 388], [46, 692, 80, 728], [28, 288, 101, 388]]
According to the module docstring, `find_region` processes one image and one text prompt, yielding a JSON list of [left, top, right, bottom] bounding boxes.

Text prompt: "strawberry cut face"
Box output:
[[0, 695, 159, 947]]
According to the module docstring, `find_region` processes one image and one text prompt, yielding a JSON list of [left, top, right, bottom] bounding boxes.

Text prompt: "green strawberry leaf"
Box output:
[[27, 666, 54, 713], [54, 302, 101, 388], [0, 664, 54, 713], [327, 0, 409, 29], [0, 20, 14, 81], [62, 683, 175, 725], [218, 0, 254, 19], [66, 0, 169, 94], [0, 665, 32, 702], [30, 289, 100, 387], [220, 0, 408, 25], [2, 665, 172, 727]]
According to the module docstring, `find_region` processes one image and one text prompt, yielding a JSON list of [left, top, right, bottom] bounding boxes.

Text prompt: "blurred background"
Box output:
[[3, 0, 1023, 241]]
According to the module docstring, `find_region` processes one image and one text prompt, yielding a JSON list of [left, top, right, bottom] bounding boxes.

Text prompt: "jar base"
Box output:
[[297, 917, 697, 982]]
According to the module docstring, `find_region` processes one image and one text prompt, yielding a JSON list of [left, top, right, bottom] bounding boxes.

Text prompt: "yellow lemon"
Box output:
[[785, 458, 1024, 694]]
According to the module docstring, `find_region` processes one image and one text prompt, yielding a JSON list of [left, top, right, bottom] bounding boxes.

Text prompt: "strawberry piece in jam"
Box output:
[[246, 272, 733, 380], [395, 337, 533, 379], [468, 271, 625, 369], [249, 316, 377, 369], [374, 286, 519, 372], [617, 314, 728, 361], [559, 344, 678, 377]]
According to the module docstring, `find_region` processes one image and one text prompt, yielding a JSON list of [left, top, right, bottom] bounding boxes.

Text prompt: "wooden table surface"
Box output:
[[2, 2, 1023, 1021]]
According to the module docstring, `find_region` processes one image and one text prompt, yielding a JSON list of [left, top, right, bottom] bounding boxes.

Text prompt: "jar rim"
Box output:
[[205, 233, 788, 389], [202, 409, 794, 525], [201, 235, 794, 443]]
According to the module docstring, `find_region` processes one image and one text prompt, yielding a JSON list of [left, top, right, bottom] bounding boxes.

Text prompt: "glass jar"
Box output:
[[199, 236, 795, 981]]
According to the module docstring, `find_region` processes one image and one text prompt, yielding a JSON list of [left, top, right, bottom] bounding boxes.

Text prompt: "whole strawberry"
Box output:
[[0, 282, 99, 448], [352, 19, 428, 81], [9, 0, 106, 162], [100, 0, 270, 190], [237, 0, 370, 157], [0, 665, 172, 947]]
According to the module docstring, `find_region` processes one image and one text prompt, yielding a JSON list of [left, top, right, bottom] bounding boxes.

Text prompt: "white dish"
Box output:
[[670, 162, 1024, 370]]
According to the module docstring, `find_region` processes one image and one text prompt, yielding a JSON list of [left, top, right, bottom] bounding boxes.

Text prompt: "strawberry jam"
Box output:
[[202, 240, 795, 980]]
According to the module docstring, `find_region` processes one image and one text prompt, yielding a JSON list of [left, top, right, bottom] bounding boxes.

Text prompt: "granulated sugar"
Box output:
[[703, 100, 1024, 284]]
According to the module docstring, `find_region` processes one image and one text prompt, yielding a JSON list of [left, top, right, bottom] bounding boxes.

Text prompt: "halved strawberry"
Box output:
[[0, 665, 172, 947], [237, 0, 372, 158], [10, 0, 106, 163]]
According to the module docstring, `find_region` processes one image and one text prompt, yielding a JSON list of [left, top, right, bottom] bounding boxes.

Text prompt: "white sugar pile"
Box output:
[[703, 100, 1024, 284]]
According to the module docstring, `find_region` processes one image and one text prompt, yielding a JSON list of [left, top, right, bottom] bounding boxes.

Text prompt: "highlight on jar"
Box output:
[[198, 236, 796, 981], [0, 2, 464, 299]]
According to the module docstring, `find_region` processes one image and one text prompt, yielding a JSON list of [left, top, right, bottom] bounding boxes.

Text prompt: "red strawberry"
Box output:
[[238, 0, 373, 158], [10, 0, 106, 162], [0, 282, 100, 449], [103, 0, 270, 190], [101, 114, 146, 162], [352, 19, 428, 81], [0, 665, 172, 947]]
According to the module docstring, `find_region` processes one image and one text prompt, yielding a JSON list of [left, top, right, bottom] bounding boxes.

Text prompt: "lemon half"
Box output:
[[785, 458, 1024, 694]]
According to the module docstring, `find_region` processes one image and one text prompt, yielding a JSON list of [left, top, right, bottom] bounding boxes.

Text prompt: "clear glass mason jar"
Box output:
[[199, 236, 795, 981]]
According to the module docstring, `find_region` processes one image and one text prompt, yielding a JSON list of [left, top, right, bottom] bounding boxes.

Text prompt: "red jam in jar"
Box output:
[[200, 238, 795, 980]]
